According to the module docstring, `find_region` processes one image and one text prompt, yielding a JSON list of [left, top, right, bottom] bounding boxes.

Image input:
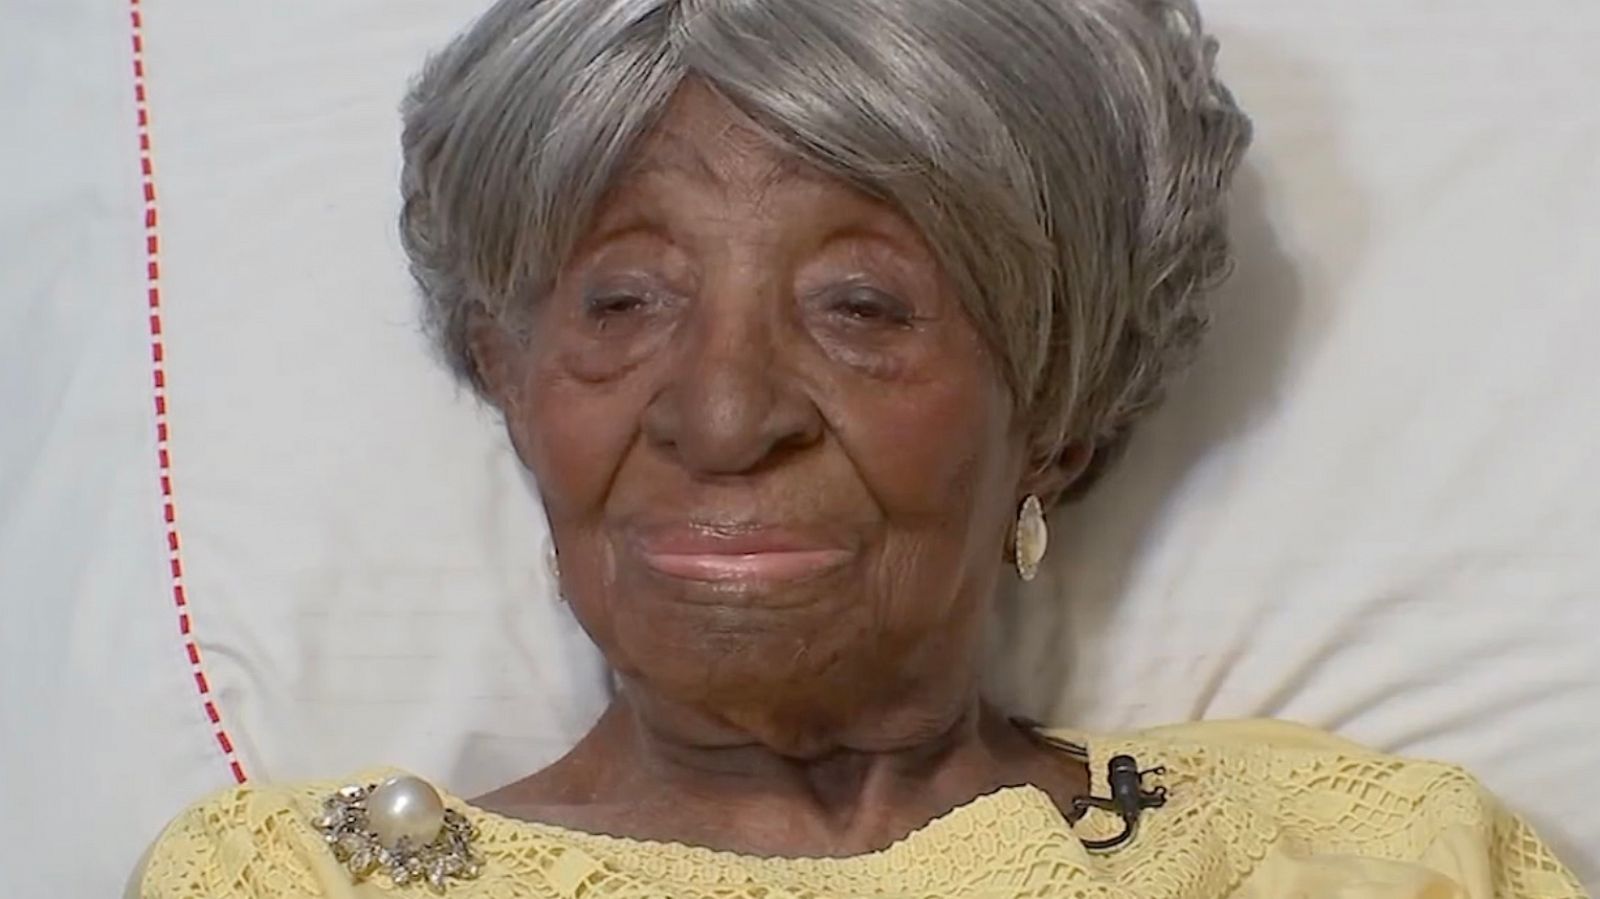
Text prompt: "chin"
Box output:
[[611, 611, 882, 718]]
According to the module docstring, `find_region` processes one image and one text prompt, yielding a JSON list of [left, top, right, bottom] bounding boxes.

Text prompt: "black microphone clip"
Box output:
[[1072, 754, 1168, 852]]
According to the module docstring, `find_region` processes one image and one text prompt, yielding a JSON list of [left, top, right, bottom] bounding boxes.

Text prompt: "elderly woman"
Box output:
[[134, 0, 1584, 896]]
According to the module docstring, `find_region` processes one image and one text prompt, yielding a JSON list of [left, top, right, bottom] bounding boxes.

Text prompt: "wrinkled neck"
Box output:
[[587, 690, 1050, 854]]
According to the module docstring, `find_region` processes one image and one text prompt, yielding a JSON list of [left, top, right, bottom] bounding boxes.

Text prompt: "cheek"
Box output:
[[866, 332, 1014, 514], [506, 356, 649, 657], [843, 340, 1019, 596], [507, 352, 641, 536]]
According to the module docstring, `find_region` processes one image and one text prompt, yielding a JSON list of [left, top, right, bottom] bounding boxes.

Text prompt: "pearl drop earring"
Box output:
[[1014, 494, 1048, 581]]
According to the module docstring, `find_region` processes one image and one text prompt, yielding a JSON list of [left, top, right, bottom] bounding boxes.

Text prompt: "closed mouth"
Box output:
[[628, 520, 856, 586], [640, 548, 854, 584]]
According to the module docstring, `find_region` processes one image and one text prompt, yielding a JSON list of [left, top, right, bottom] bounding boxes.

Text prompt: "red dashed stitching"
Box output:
[[129, 0, 248, 786]]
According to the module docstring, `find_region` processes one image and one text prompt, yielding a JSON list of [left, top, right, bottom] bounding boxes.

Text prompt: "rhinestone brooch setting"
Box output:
[[312, 775, 483, 893]]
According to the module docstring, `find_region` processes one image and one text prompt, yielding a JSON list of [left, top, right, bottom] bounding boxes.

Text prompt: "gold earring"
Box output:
[[1014, 494, 1048, 582]]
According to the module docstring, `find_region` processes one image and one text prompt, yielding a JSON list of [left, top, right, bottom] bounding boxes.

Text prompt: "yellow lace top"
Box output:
[[134, 719, 1587, 898]]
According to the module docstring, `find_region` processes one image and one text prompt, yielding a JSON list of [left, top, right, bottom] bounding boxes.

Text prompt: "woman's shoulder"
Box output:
[[131, 769, 389, 899], [1057, 717, 1585, 898], [1079, 715, 1473, 769], [132, 773, 323, 898], [1115, 716, 1373, 750], [139, 766, 650, 898], [1077, 717, 1498, 816], [131, 767, 519, 899]]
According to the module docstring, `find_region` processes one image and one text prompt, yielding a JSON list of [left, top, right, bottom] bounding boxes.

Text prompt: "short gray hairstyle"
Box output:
[[400, 0, 1251, 497]]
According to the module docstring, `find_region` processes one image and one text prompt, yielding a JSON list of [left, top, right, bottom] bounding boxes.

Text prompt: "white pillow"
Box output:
[[996, 0, 1600, 880], [2, 1, 1595, 896]]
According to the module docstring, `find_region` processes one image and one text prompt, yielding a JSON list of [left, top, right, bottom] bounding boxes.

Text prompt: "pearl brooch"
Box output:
[[368, 776, 447, 848], [313, 775, 482, 893]]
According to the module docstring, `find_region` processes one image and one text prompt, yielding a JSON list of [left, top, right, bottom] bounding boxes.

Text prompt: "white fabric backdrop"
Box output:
[[2, 2, 1595, 897]]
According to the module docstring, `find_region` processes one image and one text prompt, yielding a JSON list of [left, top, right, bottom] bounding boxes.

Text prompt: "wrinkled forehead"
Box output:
[[610, 83, 846, 204], [585, 81, 937, 261]]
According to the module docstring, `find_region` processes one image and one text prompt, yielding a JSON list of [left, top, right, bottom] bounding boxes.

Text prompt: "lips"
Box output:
[[631, 523, 854, 584]]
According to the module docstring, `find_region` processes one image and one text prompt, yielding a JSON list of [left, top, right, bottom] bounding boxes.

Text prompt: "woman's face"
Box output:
[[482, 84, 1036, 754]]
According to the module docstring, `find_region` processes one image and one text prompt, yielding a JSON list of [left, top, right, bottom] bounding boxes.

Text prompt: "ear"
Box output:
[[464, 303, 523, 410], [1020, 441, 1095, 509]]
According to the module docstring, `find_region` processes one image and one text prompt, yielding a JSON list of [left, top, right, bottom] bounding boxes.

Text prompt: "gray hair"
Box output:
[[400, 0, 1251, 497]]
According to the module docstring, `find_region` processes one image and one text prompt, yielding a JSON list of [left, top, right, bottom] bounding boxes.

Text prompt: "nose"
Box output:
[[641, 294, 823, 476]]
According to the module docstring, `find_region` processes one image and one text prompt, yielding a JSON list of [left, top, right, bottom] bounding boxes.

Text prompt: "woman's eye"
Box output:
[[829, 289, 914, 327], [581, 292, 650, 325]]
